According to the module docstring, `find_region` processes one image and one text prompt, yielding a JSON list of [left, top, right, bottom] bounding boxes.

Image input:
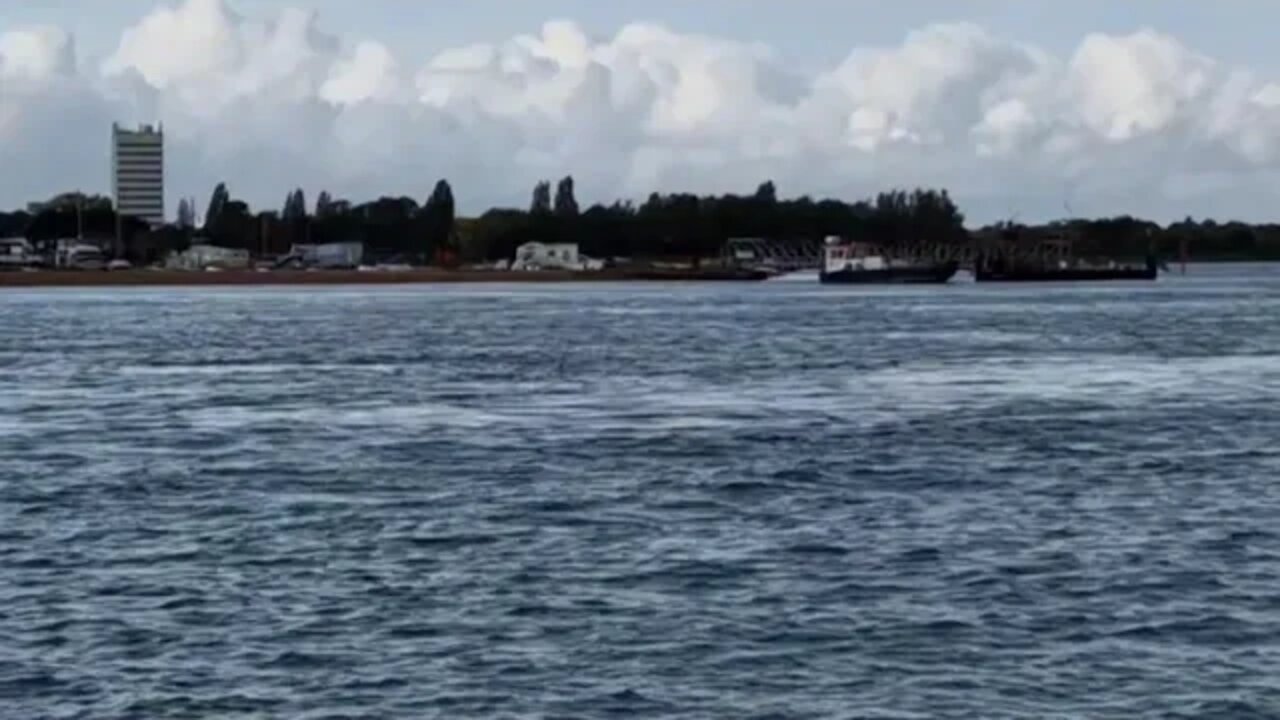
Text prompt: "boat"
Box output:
[[819, 237, 959, 284], [975, 255, 1159, 282]]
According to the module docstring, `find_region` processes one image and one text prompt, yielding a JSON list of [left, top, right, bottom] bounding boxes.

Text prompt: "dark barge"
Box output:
[[975, 255, 1159, 282], [972, 227, 1161, 282]]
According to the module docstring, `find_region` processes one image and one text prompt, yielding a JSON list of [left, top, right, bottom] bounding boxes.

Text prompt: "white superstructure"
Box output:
[[111, 123, 164, 227], [823, 236, 889, 273]]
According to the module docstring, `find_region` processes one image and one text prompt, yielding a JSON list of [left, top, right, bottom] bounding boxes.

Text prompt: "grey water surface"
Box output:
[[3, 265, 1280, 718]]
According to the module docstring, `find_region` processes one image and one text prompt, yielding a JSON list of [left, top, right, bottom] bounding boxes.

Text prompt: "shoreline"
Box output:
[[0, 267, 772, 288]]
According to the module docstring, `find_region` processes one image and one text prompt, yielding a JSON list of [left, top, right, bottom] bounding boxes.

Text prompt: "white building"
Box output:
[[512, 242, 602, 271], [54, 239, 106, 270], [165, 244, 250, 270], [289, 242, 364, 269], [112, 123, 164, 227]]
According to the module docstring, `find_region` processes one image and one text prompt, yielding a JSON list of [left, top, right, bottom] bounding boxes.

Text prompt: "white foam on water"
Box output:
[[541, 353, 1280, 435], [118, 363, 401, 377], [878, 330, 1039, 343], [848, 353, 1280, 411], [184, 402, 516, 432], [767, 270, 821, 283]]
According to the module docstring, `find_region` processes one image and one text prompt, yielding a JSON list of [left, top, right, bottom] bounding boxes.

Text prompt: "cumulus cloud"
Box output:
[[3, 0, 1280, 222]]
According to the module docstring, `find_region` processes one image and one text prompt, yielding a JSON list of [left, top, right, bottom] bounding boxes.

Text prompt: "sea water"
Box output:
[[2, 265, 1279, 718]]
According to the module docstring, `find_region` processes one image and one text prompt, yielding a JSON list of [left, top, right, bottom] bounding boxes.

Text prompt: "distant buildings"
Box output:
[[111, 123, 164, 228], [287, 242, 364, 269], [165, 243, 250, 271], [511, 242, 603, 271]]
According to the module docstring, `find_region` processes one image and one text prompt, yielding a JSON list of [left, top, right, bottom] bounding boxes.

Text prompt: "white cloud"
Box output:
[[1068, 29, 1213, 142], [321, 41, 400, 105], [4, 0, 1280, 222], [0, 26, 76, 81]]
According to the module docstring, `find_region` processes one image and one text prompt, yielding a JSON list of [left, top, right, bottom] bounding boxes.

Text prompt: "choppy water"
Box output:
[[4, 265, 1280, 718]]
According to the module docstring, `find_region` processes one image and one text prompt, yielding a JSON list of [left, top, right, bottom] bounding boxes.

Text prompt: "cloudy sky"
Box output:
[[3, 0, 1280, 224]]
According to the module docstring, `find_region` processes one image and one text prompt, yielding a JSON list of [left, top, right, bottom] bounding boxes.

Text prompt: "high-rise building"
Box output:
[[111, 123, 164, 227]]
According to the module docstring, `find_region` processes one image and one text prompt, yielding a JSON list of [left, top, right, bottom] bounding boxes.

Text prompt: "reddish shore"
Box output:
[[0, 267, 771, 288]]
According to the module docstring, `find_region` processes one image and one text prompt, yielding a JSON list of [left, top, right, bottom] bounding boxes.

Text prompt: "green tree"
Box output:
[[282, 188, 307, 221], [530, 180, 552, 215], [422, 179, 456, 261], [554, 176, 579, 218], [176, 198, 195, 229], [315, 191, 333, 219], [204, 182, 230, 231], [754, 180, 777, 204]]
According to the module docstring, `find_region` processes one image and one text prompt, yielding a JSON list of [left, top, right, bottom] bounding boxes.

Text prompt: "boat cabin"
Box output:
[[823, 237, 888, 273]]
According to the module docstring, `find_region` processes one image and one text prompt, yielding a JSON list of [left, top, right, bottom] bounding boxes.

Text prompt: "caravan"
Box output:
[[0, 238, 36, 269], [55, 239, 106, 270]]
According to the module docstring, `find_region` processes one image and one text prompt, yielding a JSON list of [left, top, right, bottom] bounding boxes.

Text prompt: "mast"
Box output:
[[111, 123, 121, 258]]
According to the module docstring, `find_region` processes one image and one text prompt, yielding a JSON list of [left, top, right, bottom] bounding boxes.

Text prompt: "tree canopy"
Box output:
[[530, 181, 552, 216], [3, 179, 1279, 265], [554, 176, 579, 218]]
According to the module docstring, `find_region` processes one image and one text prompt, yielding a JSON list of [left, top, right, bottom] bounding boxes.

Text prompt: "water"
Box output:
[[3, 266, 1280, 718]]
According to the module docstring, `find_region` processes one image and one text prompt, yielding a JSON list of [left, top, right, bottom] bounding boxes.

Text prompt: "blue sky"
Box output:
[[5, 0, 1280, 222], [7, 0, 1277, 73]]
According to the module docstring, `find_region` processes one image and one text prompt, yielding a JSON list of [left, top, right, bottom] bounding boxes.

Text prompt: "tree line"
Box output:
[[3, 180, 1280, 265]]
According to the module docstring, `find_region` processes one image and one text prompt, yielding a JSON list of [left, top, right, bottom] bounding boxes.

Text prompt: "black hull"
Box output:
[[976, 256, 1159, 283], [820, 261, 959, 285], [976, 268, 1157, 282]]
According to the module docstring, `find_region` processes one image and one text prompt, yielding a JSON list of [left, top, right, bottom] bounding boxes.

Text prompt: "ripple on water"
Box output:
[[2, 272, 1280, 717]]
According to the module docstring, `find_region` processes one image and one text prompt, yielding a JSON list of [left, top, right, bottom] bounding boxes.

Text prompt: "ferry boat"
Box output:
[[819, 237, 959, 284]]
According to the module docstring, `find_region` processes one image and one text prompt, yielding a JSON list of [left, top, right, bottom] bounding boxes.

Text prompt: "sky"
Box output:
[[4, 0, 1280, 224]]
